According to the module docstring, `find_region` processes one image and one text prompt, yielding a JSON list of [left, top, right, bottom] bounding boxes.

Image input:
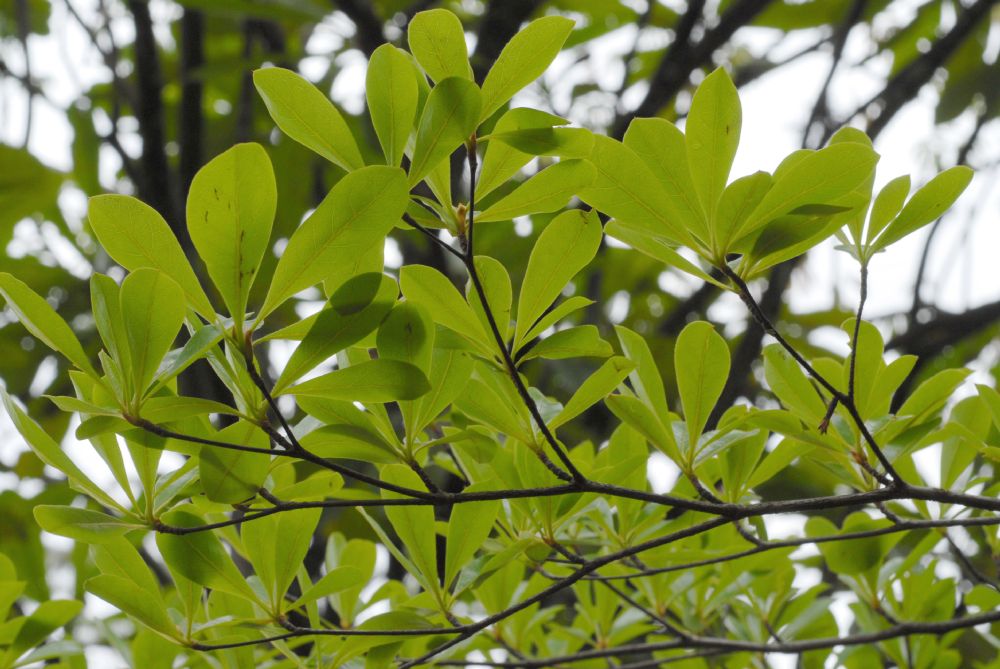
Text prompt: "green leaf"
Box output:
[[367, 44, 419, 166], [299, 423, 400, 463], [86, 575, 178, 640], [408, 77, 481, 186], [2, 599, 84, 665], [763, 344, 827, 424], [253, 67, 363, 171], [87, 195, 215, 318], [549, 356, 635, 430], [0, 272, 99, 380], [186, 143, 275, 329], [604, 394, 680, 463], [156, 509, 260, 603], [520, 325, 612, 361], [413, 348, 474, 433], [399, 265, 492, 355], [243, 508, 320, 610], [675, 321, 730, 450], [489, 127, 593, 158], [465, 255, 513, 344], [148, 323, 224, 395], [615, 326, 669, 417], [289, 566, 361, 610], [33, 506, 142, 544], [865, 175, 910, 245], [578, 135, 696, 248], [283, 359, 431, 402], [378, 301, 435, 437], [604, 223, 727, 288], [407, 9, 472, 83], [259, 166, 408, 319], [0, 388, 124, 512], [377, 301, 434, 375], [736, 142, 878, 239], [715, 171, 772, 249], [380, 465, 439, 592], [445, 482, 500, 588], [454, 377, 533, 443], [199, 420, 270, 503], [623, 118, 707, 244], [806, 512, 891, 575], [477, 108, 567, 198], [120, 269, 186, 398], [273, 273, 397, 394], [872, 166, 973, 251], [90, 273, 131, 376], [479, 16, 575, 121], [685, 68, 741, 224], [477, 159, 595, 222], [521, 295, 593, 343], [515, 210, 603, 347]]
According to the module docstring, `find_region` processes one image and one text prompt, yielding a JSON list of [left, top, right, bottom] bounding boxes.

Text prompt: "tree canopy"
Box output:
[[1, 1, 999, 668]]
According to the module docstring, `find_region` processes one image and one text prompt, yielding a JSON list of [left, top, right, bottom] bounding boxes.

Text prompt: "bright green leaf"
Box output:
[[477, 159, 595, 222], [186, 143, 275, 329], [408, 77, 481, 186], [685, 68, 741, 224], [367, 44, 420, 166], [675, 321, 730, 450], [260, 166, 408, 319], [407, 9, 472, 83], [253, 67, 364, 171], [87, 195, 215, 318], [479, 15, 575, 121], [0, 273, 99, 379]]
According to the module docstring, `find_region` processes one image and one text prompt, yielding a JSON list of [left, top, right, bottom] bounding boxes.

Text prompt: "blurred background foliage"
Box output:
[[0, 0, 998, 662]]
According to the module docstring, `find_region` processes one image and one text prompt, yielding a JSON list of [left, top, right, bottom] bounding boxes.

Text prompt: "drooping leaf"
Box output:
[[366, 44, 420, 166], [465, 255, 513, 344], [1, 388, 124, 512], [0, 272, 99, 379], [259, 166, 408, 319], [186, 143, 275, 329], [380, 465, 440, 593], [87, 195, 214, 318], [86, 575, 178, 640], [253, 67, 364, 171], [33, 506, 142, 544]]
